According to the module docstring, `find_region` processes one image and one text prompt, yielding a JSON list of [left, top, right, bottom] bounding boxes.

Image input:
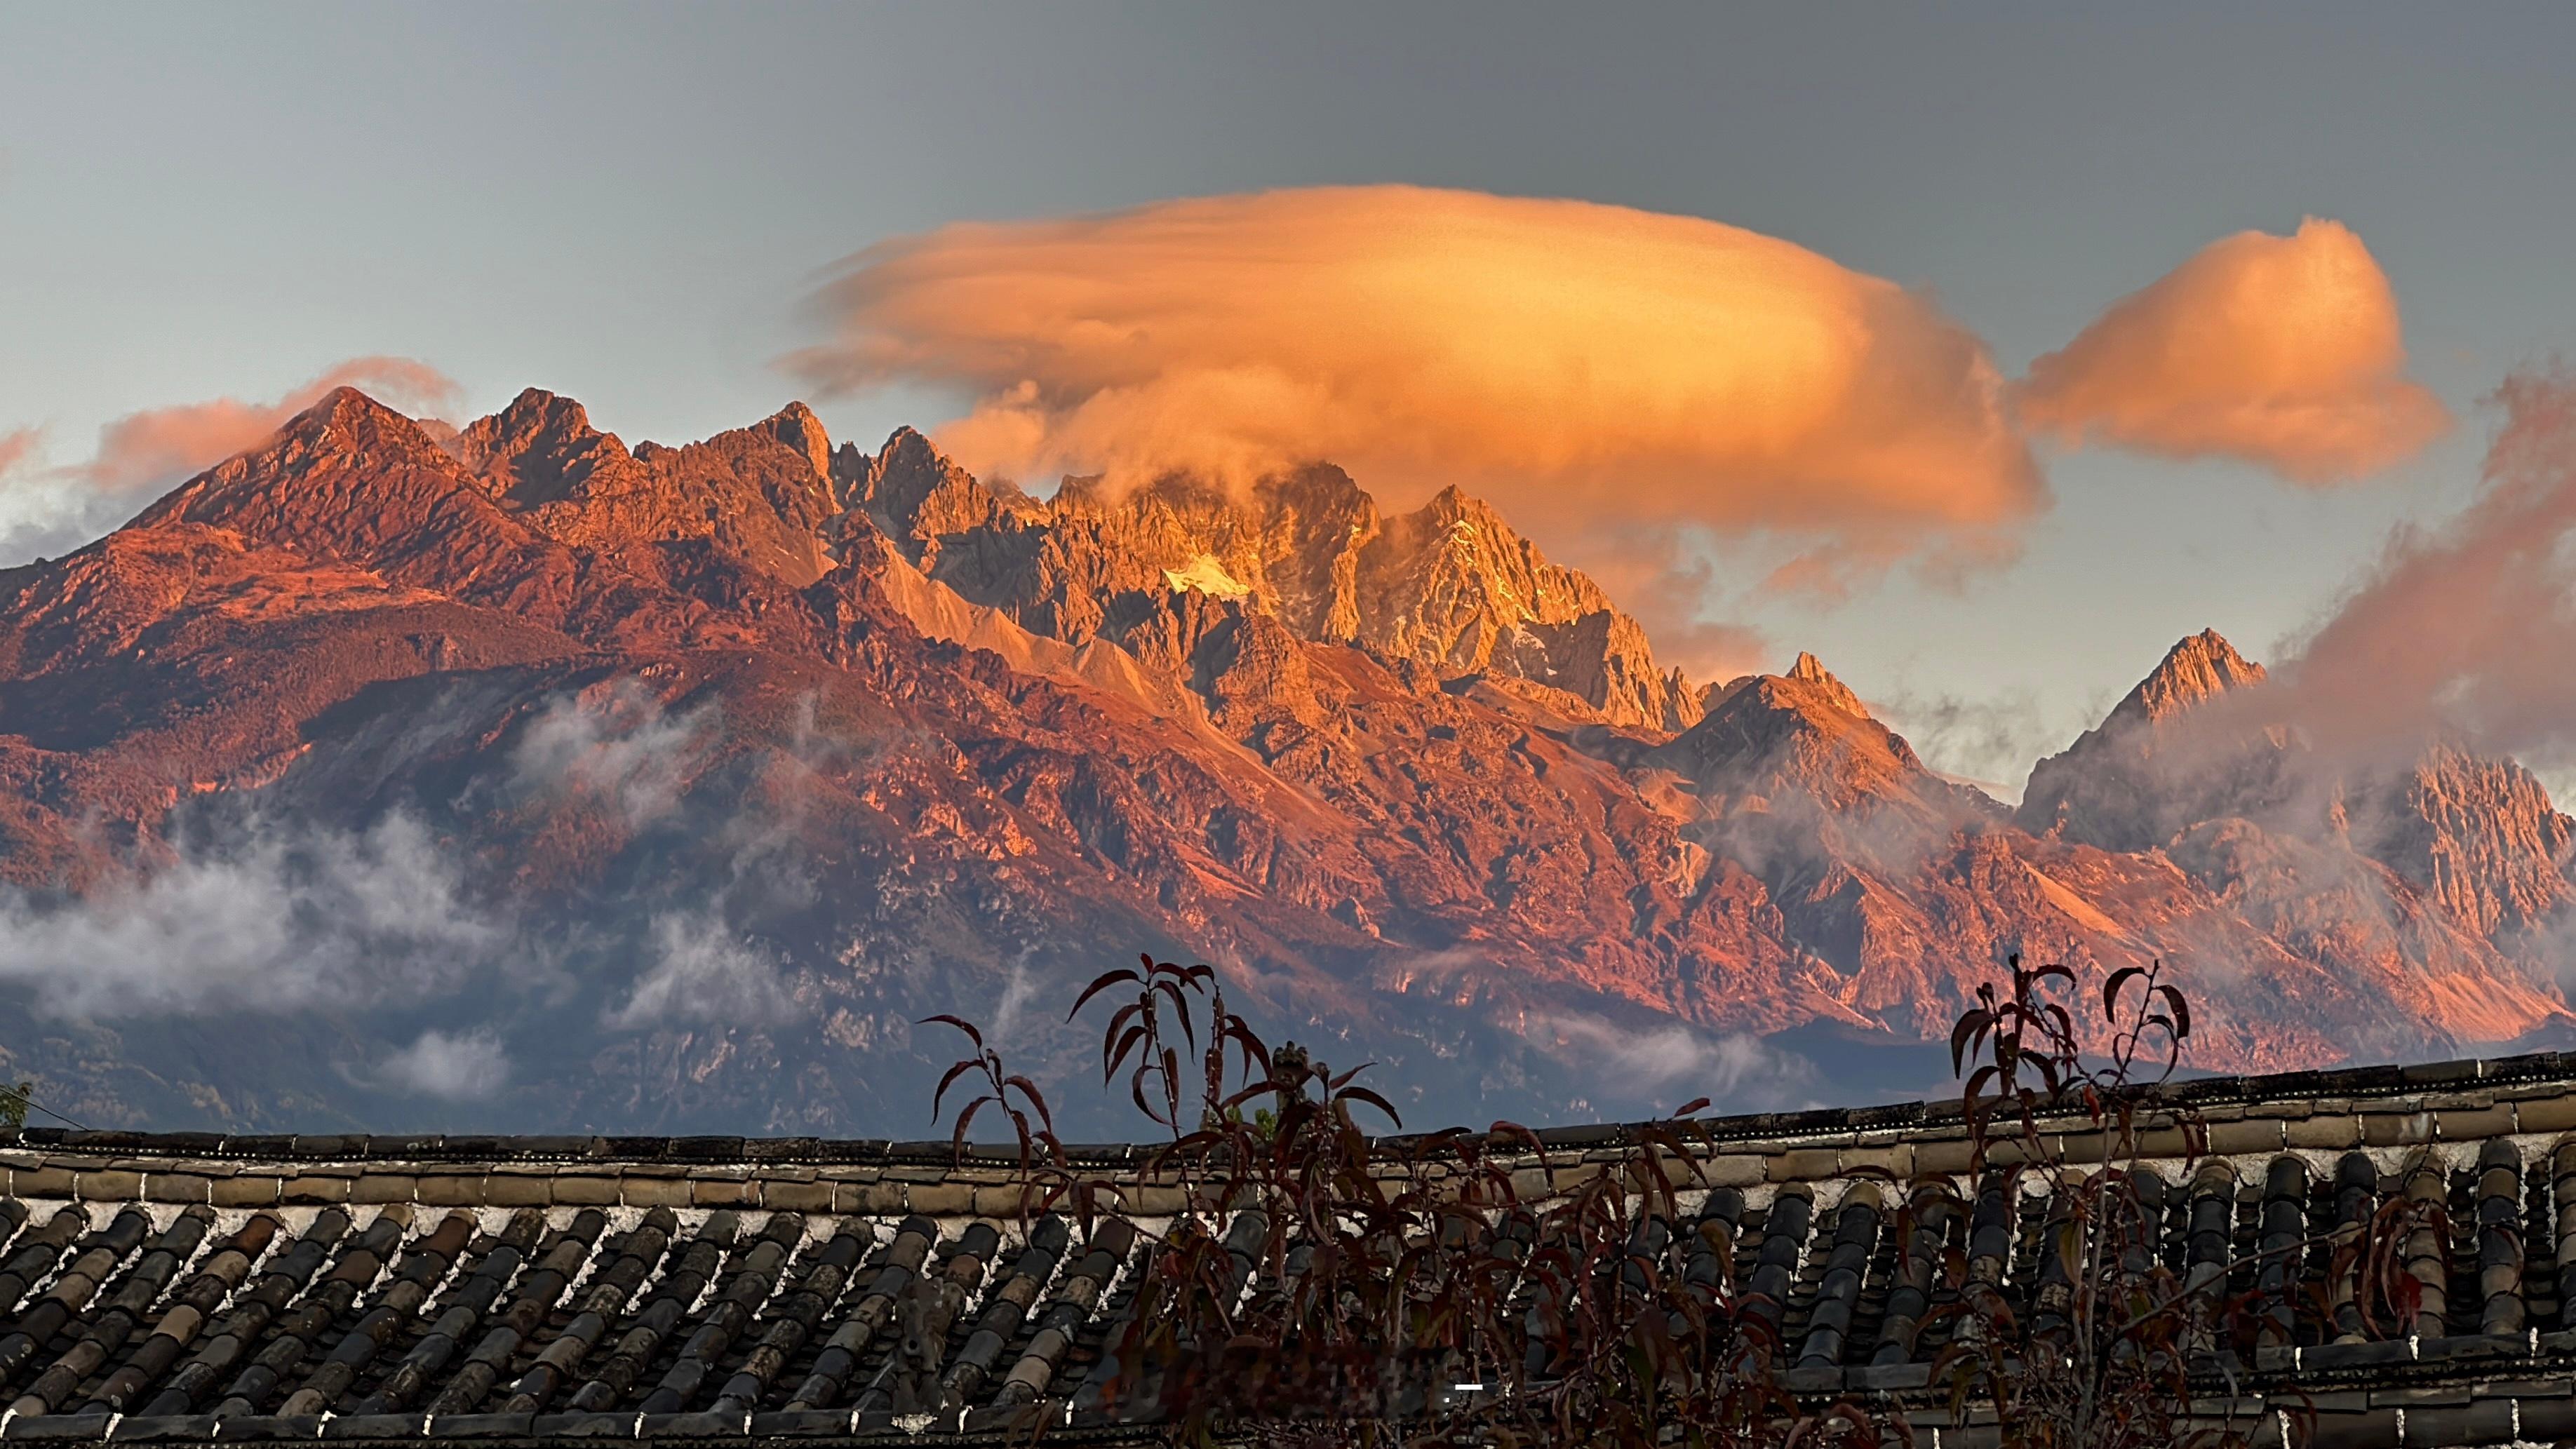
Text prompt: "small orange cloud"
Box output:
[[2018, 218, 2447, 483], [81, 356, 458, 499], [794, 185, 2045, 586], [0, 428, 36, 481]]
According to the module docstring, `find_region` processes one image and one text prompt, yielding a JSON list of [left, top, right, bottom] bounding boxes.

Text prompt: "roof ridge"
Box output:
[[6, 1051, 2563, 1166]]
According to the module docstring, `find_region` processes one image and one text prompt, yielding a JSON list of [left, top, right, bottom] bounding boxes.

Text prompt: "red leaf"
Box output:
[[1070, 968, 1141, 1020], [1108, 1022, 1151, 1079], [1338, 1084, 1402, 1128], [2102, 964, 2146, 1020], [951, 1098, 986, 1153], [2157, 982, 2193, 1039], [1001, 1074, 1056, 1132], [931, 1058, 981, 1118], [1219, 1019, 1272, 1077], [1950, 1009, 1993, 1074], [921, 1013, 984, 1049]]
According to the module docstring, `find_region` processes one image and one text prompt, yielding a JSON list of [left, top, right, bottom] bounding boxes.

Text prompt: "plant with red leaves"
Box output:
[[931, 952, 2435, 1448], [1932, 955, 2437, 1449]]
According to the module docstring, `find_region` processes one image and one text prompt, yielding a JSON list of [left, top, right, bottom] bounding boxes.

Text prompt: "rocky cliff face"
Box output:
[[870, 455, 1704, 732], [2357, 746, 2576, 944], [445, 387, 839, 586], [1, 389, 2568, 1135], [2019, 626, 2575, 1043], [1352, 485, 1703, 731]]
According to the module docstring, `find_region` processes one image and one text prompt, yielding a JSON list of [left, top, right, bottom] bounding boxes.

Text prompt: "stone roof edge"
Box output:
[[4, 1050, 2571, 1171]]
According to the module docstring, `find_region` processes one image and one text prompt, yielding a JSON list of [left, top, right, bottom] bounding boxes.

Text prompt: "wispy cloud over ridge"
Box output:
[[2266, 370, 2576, 773], [605, 910, 796, 1030], [78, 356, 458, 500], [0, 356, 457, 565]]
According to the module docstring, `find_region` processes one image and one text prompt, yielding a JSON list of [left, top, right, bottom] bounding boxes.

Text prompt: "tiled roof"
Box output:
[[9, 1053, 2576, 1445]]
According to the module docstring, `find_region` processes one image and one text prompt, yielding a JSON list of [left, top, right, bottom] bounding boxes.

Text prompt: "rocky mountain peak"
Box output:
[[448, 387, 633, 508], [1248, 464, 1379, 642], [2015, 629, 2573, 960], [123, 386, 579, 620], [875, 452, 1703, 732], [1415, 482, 1498, 526], [281, 385, 445, 457], [488, 386, 593, 436], [849, 427, 1014, 565], [1331, 476, 1661, 702], [1648, 652, 2004, 894], [169, 385, 458, 498], [1255, 461, 1373, 515], [2016, 631, 2285, 850], [754, 401, 833, 483], [2115, 628, 2268, 728], [2355, 742, 2576, 941], [1784, 652, 1867, 718], [1658, 658, 1940, 807]]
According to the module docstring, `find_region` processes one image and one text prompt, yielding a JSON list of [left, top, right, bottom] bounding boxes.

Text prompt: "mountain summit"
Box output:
[[2113, 627, 2269, 727], [2018, 628, 2284, 851], [1, 391, 2569, 1132]]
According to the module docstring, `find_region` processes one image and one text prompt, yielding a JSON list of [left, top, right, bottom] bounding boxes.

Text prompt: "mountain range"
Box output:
[[0, 386, 2568, 1134]]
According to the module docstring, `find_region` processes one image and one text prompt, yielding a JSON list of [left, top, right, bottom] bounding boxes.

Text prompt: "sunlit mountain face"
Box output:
[[0, 386, 2568, 1135]]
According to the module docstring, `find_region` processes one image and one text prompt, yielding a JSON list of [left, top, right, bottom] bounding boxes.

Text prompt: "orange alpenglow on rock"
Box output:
[[1783, 650, 1866, 717], [0, 380, 2570, 1132], [0, 358, 461, 563]]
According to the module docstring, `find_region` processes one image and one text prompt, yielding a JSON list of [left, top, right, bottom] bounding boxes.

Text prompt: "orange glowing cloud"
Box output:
[[794, 185, 2045, 584], [80, 356, 458, 499], [2019, 218, 2447, 483]]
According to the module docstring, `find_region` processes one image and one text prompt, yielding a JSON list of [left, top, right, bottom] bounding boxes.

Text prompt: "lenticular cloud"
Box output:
[[793, 184, 2046, 582], [2019, 217, 2448, 483]]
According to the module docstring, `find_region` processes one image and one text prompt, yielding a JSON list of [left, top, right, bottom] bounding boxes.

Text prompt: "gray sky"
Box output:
[[6, 4, 2574, 792]]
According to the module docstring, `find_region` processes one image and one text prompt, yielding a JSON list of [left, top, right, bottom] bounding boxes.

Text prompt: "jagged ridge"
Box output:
[[0, 387, 2568, 1134]]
